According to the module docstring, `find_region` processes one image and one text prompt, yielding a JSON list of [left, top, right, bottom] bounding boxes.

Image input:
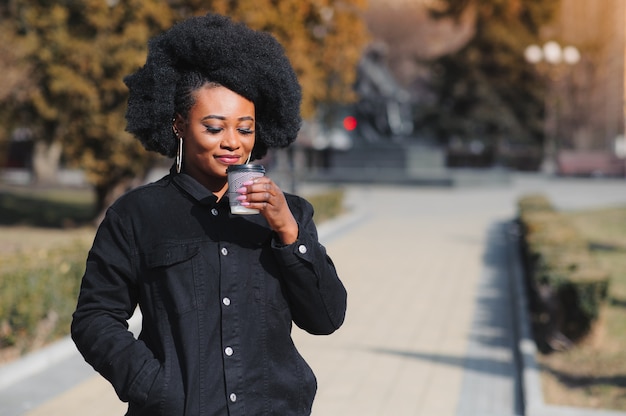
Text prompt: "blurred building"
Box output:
[[545, 0, 626, 176]]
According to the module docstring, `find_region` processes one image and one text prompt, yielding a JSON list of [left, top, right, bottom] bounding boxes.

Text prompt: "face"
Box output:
[[175, 85, 255, 195]]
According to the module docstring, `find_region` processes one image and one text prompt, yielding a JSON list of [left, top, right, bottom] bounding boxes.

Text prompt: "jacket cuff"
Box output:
[[271, 229, 317, 266]]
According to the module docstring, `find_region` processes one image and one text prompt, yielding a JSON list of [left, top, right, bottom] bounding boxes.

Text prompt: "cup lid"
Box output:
[[226, 164, 265, 173]]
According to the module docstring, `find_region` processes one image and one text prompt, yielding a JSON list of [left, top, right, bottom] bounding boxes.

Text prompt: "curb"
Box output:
[[0, 311, 142, 392], [0, 335, 77, 391], [506, 222, 626, 416]]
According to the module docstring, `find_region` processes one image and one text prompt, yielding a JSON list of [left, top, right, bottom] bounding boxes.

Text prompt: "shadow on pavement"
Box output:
[[365, 221, 524, 416]]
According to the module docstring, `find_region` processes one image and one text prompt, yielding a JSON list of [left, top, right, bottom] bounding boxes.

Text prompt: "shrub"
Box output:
[[0, 242, 89, 353], [517, 193, 610, 351], [307, 188, 345, 224], [517, 193, 554, 213]]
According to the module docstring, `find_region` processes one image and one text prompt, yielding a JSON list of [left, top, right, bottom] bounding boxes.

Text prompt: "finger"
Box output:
[[237, 186, 274, 206], [251, 183, 275, 197], [237, 180, 269, 195], [244, 190, 273, 205], [240, 199, 270, 211]]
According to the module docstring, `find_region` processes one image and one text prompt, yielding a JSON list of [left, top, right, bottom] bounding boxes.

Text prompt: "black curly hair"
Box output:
[[123, 13, 302, 160]]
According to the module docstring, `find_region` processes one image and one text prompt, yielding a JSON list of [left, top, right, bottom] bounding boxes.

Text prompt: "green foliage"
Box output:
[[1, 1, 368, 218], [307, 188, 345, 224], [566, 205, 626, 303], [194, 0, 369, 117], [2, 0, 175, 213], [0, 9, 33, 159], [533, 204, 626, 410], [421, 0, 560, 160], [517, 193, 611, 343], [0, 242, 89, 351], [516, 192, 553, 213]]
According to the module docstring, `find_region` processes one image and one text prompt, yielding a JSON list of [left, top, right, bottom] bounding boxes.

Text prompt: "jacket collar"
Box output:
[[170, 165, 220, 207]]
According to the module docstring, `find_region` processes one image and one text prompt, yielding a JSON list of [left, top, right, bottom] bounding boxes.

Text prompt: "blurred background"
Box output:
[[1, 1, 626, 414], [1, 0, 624, 219]]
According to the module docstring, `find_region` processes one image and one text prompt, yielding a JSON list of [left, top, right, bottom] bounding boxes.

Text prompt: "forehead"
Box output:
[[191, 85, 255, 118]]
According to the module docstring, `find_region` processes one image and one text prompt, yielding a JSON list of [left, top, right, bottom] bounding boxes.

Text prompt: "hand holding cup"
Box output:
[[230, 168, 299, 245]]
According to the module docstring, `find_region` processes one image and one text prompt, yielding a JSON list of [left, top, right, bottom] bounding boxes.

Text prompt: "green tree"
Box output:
[[2, 0, 368, 221], [3, 0, 175, 217], [420, 0, 559, 168], [0, 5, 35, 165], [178, 0, 369, 117]]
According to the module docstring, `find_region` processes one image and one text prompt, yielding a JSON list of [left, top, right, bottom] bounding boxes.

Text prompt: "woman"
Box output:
[[71, 13, 347, 416]]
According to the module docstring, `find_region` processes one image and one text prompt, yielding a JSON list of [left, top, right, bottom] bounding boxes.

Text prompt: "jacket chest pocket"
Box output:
[[145, 244, 204, 316]]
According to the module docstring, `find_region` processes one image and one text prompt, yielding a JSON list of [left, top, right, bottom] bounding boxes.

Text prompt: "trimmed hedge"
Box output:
[[517, 193, 610, 351], [307, 188, 345, 224]]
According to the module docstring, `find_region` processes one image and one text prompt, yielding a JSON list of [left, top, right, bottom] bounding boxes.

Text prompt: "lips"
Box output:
[[216, 155, 241, 164]]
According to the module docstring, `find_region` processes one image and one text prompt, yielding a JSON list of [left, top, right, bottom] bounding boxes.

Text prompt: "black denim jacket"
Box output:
[[71, 170, 347, 416]]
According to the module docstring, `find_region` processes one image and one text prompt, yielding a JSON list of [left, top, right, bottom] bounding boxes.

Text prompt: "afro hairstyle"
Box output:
[[123, 13, 302, 160]]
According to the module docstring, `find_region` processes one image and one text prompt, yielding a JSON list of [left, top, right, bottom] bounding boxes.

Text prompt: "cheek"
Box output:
[[188, 134, 219, 154], [246, 135, 256, 151]]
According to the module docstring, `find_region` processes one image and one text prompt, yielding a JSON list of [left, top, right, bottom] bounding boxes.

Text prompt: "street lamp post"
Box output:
[[525, 41, 580, 175]]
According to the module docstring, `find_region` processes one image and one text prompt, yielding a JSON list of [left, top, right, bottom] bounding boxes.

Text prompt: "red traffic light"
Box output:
[[343, 116, 357, 131]]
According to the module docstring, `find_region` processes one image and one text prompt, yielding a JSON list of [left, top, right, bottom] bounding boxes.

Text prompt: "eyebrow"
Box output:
[[201, 115, 255, 122]]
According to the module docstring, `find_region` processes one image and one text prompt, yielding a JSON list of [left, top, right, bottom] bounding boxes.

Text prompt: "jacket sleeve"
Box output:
[[71, 207, 160, 405], [272, 196, 347, 335]]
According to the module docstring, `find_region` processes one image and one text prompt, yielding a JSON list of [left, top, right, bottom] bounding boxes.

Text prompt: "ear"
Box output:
[[173, 114, 186, 137]]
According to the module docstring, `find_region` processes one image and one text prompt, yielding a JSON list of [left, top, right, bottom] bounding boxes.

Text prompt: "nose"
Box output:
[[221, 128, 241, 150]]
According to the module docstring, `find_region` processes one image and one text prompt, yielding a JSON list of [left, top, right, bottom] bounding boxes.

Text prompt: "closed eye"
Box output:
[[204, 125, 224, 134]]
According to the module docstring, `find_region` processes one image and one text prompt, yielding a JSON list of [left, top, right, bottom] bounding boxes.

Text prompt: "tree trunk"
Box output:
[[32, 140, 62, 185]]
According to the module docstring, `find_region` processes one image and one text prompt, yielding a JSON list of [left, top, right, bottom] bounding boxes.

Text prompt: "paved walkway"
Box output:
[[1, 174, 626, 416]]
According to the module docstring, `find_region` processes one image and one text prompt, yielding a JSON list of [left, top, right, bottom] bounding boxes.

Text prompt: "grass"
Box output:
[[536, 205, 626, 411], [0, 184, 96, 362]]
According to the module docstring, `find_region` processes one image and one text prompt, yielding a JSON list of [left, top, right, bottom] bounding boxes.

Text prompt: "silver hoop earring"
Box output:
[[176, 137, 183, 173]]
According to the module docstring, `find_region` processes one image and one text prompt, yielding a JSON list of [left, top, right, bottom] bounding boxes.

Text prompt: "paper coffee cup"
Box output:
[[226, 164, 266, 214]]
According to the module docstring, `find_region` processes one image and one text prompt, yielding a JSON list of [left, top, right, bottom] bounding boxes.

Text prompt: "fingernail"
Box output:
[[242, 181, 254, 186], [236, 195, 246, 201], [240, 201, 250, 206], [236, 187, 247, 194]]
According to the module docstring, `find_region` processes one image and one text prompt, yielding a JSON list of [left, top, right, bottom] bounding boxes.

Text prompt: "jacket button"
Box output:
[[223, 297, 231, 306], [298, 244, 307, 254], [225, 346, 233, 356], [221, 247, 228, 256], [211, 208, 218, 216], [229, 393, 237, 402]]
